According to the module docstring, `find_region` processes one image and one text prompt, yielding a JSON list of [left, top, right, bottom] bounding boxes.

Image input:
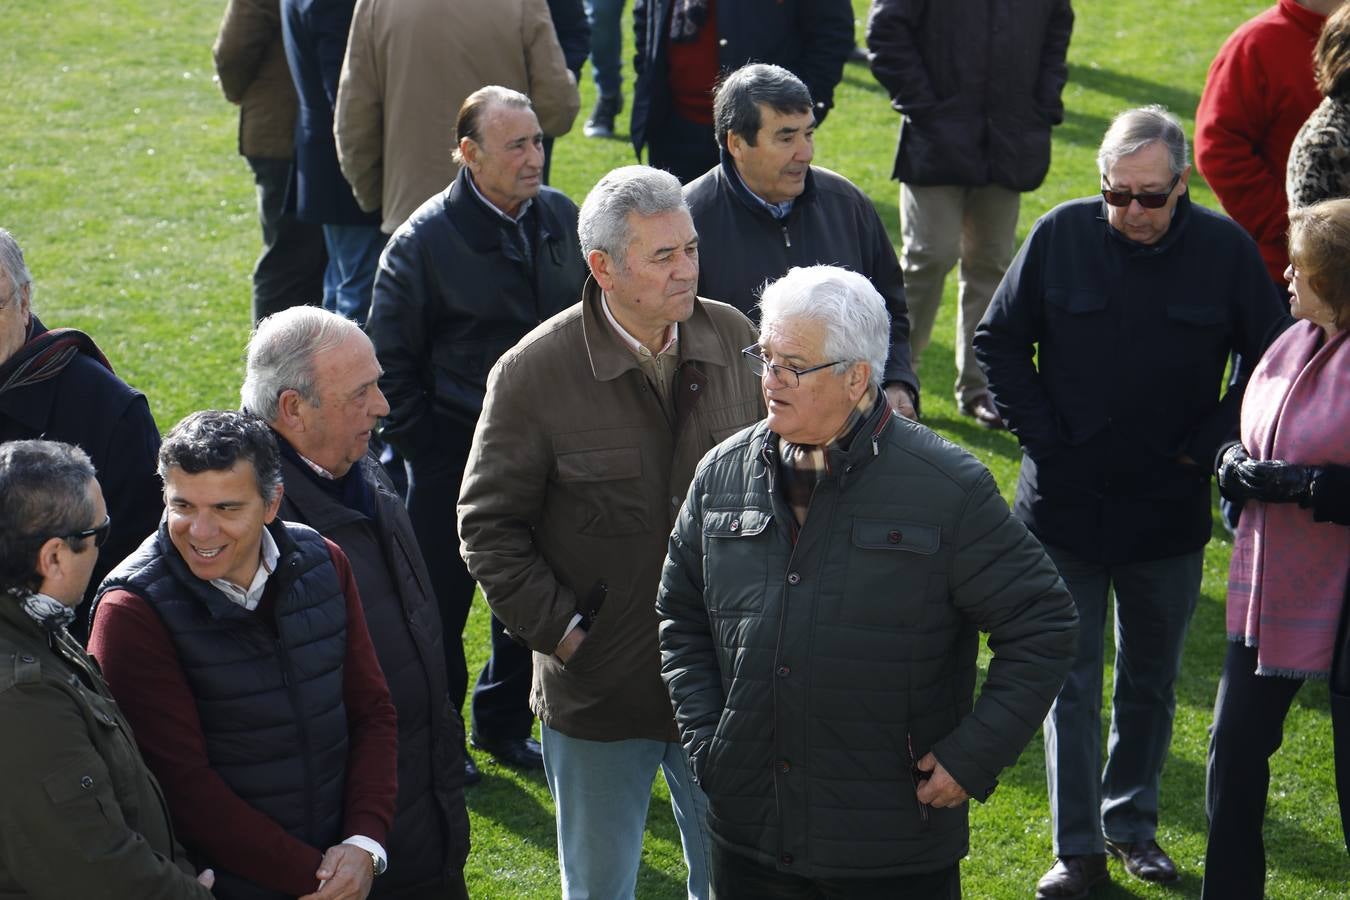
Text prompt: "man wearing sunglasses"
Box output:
[[975, 105, 1288, 899], [0, 440, 215, 897]]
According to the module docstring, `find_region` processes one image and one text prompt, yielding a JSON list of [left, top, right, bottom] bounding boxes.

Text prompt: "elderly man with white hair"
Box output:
[[458, 164, 763, 900], [657, 264, 1077, 899]]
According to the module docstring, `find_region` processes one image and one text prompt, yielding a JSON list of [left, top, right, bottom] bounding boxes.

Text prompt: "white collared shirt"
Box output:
[[601, 293, 679, 356], [210, 528, 280, 611]]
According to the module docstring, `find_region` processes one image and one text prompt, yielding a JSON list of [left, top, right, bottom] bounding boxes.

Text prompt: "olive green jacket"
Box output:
[[0, 601, 210, 899], [458, 281, 764, 742]]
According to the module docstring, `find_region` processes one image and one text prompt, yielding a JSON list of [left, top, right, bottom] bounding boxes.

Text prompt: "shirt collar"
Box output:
[[466, 170, 533, 224], [729, 163, 795, 220], [601, 292, 679, 358], [296, 451, 338, 481], [211, 527, 280, 612]]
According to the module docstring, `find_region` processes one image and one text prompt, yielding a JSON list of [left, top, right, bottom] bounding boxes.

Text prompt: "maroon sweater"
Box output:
[[89, 540, 398, 897]]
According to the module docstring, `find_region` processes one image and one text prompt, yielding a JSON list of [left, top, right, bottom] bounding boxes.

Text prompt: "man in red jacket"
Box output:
[[1195, 0, 1343, 287]]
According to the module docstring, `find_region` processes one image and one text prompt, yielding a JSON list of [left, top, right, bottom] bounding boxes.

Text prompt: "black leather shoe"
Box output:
[[959, 394, 1006, 430], [1106, 838, 1179, 883], [1036, 855, 1109, 899], [463, 750, 482, 786], [471, 733, 545, 770]]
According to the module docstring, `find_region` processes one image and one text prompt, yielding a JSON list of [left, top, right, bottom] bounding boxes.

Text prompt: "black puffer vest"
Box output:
[[98, 521, 350, 900]]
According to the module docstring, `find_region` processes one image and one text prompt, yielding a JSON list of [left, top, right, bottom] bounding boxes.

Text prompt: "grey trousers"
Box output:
[[1042, 544, 1204, 855], [899, 182, 1019, 405]]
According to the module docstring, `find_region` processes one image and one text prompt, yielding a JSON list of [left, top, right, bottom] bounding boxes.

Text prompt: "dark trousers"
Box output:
[[646, 111, 719, 185], [404, 421, 533, 740], [709, 843, 960, 900], [246, 156, 326, 322], [1201, 641, 1306, 900]]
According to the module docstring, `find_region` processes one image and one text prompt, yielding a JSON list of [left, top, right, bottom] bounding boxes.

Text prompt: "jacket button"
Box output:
[[729, 519, 739, 532], [776, 665, 790, 677], [786, 572, 800, 585], [777, 760, 790, 773], [80, 776, 94, 789], [780, 853, 793, 865], [20, 655, 34, 663], [690, 383, 700, 391], [887, 530, 902, 544], [718, 38, 728, 46]]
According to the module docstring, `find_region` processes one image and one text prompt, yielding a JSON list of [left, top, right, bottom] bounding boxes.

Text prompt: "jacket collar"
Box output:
[[1100, 189, 1194, 256], [1279, 0, 1329, 36], [277, 450, 371, 533], [718, 149, 816, 221], [443, 166, 561, 255], [580, 276, 736, 382], [0, 315, 56, 434], [757, 386, 896, 484]]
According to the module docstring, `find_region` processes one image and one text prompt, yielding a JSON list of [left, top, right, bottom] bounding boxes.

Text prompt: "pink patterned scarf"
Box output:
[[1228, 321, 1350, 678]]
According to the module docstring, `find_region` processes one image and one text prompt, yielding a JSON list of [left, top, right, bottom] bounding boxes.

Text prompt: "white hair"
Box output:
[[757, 265, 889, 388], [241, 306, 365, 421], [578, 166, 687, 268]]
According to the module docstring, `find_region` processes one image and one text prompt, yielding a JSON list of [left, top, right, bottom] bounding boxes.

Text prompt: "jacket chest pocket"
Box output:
[[838, 518, 942, 630], [703, 507, 774, 615], [1158, 302, 1229, 373], [556, 446, 650, 536]]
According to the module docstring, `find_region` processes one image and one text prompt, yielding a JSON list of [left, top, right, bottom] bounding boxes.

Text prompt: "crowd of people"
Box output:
[[1, 1, 1348, 899]]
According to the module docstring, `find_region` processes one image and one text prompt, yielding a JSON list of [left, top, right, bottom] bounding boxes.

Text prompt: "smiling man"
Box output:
[[243, 307, 470, 899], [88, 410, 398, 900], [366, 85, 588, 781], [458, 165, 763, 899], [975, 106, 1288, 899], [684, 64, 920, 419]]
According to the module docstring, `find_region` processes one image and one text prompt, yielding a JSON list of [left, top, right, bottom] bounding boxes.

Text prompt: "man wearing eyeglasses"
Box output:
[[0, 228, 163, 644], [975, 105, 1288, 899], [0, 439, 215, 898], [458, 165, 762, 900]]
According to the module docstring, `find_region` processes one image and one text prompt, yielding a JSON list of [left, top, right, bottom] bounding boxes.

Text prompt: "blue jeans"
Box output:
[[321, 224, 385, 325], [541, 724, 712, 900], [1043, 545, 1203, 856], [584, 0, 624, 97]]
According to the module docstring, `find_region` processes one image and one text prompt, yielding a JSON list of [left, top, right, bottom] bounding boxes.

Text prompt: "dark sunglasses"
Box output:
[[1100, 172, 1180, 209], [65, 515, 112, 550]]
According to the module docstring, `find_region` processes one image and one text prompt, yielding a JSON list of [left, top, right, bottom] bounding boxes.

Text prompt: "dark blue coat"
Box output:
[[281, 0, 381, 225], [974, 193, 1290, 564], [0, 316, 163, 644]]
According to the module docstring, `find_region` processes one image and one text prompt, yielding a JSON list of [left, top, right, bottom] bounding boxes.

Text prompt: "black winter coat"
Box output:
[[866, 0, 1074, 189], [366, 168, 587, 459], [275, 450, 470, 895], [684, 159, 920, 400], [975, 193, 1289, 564], [0, 316, 163, 644], [631, 0, 852, 156]]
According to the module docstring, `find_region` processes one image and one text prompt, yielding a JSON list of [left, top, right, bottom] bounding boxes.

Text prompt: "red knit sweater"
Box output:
[[89, 540, 398, 897], [1195, 0, 1326, 283]]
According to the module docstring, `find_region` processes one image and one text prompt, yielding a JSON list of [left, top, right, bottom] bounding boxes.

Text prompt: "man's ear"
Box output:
[[276, 388, 307, 432], [459, 137, 480, 170], [32, 536, 67, 584], [588, 249, 617, 293], [263, 484, 284, 524], [847, 363, 871, 403]]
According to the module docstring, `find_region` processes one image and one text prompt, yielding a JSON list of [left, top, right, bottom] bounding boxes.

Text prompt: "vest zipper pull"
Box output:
[[781, 225, 791, 248]]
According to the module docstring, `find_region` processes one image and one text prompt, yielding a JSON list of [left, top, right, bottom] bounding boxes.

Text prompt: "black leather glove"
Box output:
[[1217, 442, 1318, 504]]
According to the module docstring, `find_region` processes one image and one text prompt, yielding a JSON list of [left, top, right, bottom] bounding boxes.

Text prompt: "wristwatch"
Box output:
[[369, 851, 387, 878]]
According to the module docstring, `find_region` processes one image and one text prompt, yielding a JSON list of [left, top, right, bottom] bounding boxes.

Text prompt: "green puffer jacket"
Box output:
[[657, 398, 1077, 877], [0, 601, 210, 899]]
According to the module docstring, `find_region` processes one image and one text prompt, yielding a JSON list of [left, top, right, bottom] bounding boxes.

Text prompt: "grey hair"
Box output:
[[1097, 105, 1189, 176], [757, 265, 889, 389], [241, 306, 364, 422], [0, 228, 33, 302], [714, 63, 814, 151], [0, 440, 97, 597], [578, 166, 687, 268]]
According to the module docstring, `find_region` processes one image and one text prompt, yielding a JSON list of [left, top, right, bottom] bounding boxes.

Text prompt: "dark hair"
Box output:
[[713, 63, 814, 151], [452, 86, 534, 165], [158, 410, 283, 502], [1317, 5, 1350, 100], [0, 440, 97, 596], [1288, 197, 1350, 330]]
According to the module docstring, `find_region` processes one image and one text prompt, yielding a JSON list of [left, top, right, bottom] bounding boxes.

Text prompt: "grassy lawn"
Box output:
[[3, 0, 1347, 896]]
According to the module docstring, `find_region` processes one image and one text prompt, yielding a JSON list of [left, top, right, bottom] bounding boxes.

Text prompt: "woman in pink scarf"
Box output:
[[1202, 198, 1350, 900]]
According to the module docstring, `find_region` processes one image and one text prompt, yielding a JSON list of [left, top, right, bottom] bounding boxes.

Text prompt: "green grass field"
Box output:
[[3, 0, 1348, 896]]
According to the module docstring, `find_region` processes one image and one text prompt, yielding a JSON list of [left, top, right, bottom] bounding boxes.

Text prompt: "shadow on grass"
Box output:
[[1067, 64, 1202, 121], [465, 766, 555, 853]]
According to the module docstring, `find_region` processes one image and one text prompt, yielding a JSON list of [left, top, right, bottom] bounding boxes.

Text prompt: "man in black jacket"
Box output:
[[243, 306, 471, 899], [0, 228, 163, 644], [684, 64, 920, 418], [631, 0, 852, 183], [867, 0, 1073, 427], [975, 106, 1287, 899], [366, 86, 589, 780]]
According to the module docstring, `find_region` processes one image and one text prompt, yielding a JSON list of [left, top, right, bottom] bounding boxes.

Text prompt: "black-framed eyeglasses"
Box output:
[[741, 345, 844, 389], [1101, 172, 1180, 209], [65, 515, 111, 550]]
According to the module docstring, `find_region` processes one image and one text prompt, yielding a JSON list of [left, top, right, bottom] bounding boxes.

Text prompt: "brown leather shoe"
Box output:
[[959, 394, 1006, 430], [1106, 838, 1179, 883], [1035, 855, 1109, 899]]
